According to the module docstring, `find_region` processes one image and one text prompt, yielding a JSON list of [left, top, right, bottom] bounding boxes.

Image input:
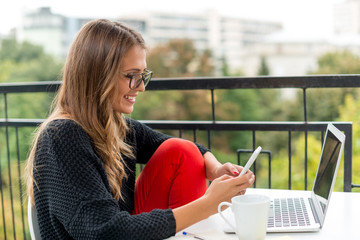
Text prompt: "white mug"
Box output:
[[218, 194, 270, 240]]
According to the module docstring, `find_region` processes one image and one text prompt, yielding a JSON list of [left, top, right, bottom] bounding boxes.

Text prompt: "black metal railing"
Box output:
[[0, 74, 359, 239]]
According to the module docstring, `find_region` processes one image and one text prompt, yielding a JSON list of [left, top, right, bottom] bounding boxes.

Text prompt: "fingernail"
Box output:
[[234, 171, 239, 175]]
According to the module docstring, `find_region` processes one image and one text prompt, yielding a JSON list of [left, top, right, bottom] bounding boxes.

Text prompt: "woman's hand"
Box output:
[[212, 162, 243, 178], [203, 152, 244, 180], [202, 170, 255, 214], [173, 154, 255, 232]]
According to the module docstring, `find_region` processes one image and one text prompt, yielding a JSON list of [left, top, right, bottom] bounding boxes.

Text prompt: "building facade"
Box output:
[[18, 8, 282, 74], [18, 7, 93, 59], [119, 10, 282, 74], [17, 6, 360, 77], [334, 0, 360, 35]]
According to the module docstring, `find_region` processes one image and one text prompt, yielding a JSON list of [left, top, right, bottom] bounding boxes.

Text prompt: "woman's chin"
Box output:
[[120, 107, 134, 115]]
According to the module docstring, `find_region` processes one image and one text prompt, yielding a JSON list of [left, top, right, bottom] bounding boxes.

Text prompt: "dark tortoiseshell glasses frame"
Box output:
[[120, 69, 153, 89]]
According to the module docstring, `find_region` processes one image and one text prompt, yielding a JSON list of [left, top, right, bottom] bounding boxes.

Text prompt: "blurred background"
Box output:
[[1, 0, 360, 238], [1, 0, 354, 77]]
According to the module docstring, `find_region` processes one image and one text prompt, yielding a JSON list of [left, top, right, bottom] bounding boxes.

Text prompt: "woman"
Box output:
[[25, 19, 255, 239]]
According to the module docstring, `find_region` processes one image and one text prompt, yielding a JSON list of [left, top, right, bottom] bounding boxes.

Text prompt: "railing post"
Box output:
[[303, 88, 308, 190], [252, 131, 256, 188], [16, 127, 27, 240], [1, 93, 9, 240], [210, 89, 215, 122], [208, 89, 215, 150], [342, 124, 353, 192], [288, 131, 292, 190], [0, 153, 6, 240]]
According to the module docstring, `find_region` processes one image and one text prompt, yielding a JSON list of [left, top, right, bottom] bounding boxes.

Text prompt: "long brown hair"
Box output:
[[26, 19, 146, 204]]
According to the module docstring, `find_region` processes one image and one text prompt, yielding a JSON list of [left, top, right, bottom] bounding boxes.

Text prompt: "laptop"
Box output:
[[222, 123, 345, 233]]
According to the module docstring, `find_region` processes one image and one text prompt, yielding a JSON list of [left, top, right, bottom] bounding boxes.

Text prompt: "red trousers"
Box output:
[[133, 138, 207, 214]]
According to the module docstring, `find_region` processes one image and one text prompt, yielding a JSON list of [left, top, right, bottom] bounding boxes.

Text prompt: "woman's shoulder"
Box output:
[[44, 118, 81, 132], [46, 118, 78, 128], [41, 118, 88, 141]]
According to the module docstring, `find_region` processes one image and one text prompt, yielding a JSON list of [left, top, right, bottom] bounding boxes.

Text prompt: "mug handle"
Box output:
[[218, 202, 237, 234]]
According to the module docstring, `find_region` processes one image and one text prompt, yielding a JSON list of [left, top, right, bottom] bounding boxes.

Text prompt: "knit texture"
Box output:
[[33, 118, 209, 239]]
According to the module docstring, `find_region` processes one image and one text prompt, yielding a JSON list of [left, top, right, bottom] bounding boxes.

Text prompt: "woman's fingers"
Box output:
[[229, 171, 255, 186], [236, 190, 246, 196], [226, 163, 244, 176], [217, 171, 254, 196], [215, 162, 247, 177]]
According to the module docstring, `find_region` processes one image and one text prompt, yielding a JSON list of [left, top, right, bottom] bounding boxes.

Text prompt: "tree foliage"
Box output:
[[304, 50, 360, 121], [0, 39, 61, 172], [314, 50, 360, 74], [134, 39, 216, 122], [257, 56, 270, 76], [147, 39, 214, 77], [0, 39, 43, 62], [0, 38, 63, 83]]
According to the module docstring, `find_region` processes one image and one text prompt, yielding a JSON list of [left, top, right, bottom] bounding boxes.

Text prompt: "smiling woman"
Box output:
[[24, 19, 255, 240]]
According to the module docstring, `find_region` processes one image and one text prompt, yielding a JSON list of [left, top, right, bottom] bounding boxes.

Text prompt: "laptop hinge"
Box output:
[[308, 197, 320, 224]]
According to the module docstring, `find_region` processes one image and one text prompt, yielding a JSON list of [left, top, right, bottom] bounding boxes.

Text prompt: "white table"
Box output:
[[167, 188, 360, 240]]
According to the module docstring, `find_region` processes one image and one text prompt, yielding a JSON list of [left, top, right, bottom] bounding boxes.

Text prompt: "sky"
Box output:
[[0, 0, 346, 39]]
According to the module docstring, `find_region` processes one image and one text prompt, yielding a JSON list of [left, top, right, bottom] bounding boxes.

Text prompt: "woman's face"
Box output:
[[112, 45, 147, 114]]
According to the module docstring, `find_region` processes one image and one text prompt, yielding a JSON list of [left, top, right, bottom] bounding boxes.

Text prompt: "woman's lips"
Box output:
[[124, 95, 136, 103]]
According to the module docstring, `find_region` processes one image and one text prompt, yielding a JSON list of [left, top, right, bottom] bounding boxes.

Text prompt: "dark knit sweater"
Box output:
[[33, 118, 208, 240]]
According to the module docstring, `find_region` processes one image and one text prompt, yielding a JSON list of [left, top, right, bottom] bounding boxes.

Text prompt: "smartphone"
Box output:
[[239, 146, 262, 176]]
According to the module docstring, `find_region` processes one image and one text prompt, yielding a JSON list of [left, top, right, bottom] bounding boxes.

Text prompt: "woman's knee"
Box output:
[[161, 138, 204, 166], [162, 138, 196, 150], [161, 138, 200, 156]]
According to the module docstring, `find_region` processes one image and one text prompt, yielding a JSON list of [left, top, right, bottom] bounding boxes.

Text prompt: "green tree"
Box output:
[[314, 50, 360, 74], [257, 56, 270, 75], [147, 39, 197, 77], [135, 39, 216, 121], [0, 38, 62, 174], [0, 38, 63, 83], [221, 57, 230, 76], [337, 94, 360, 192], [0, 39, 43, 62], [147, 39, 215, 78], [196, 49, 214, 76], [304, 50, 360, 121]]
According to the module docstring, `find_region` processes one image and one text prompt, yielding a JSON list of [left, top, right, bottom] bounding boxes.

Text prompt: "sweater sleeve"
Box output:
[[34, 119, 176, 240], [127, 118, 209, 164]]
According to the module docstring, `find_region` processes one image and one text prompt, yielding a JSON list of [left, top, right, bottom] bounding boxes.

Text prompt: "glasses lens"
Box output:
[[129, 77, 136, 89], [129, 70, 152, 89], [134, 76, 143, 89], [143, 71, 152, 87]]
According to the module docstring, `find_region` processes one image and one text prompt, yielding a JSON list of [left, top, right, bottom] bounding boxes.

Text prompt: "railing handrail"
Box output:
[[2, 74, 360, 93], [0, 118, 353, 127], [140, 120, 353, 130]]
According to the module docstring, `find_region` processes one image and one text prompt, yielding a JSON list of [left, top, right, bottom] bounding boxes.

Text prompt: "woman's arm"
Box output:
[[172, 170, 255, 232]]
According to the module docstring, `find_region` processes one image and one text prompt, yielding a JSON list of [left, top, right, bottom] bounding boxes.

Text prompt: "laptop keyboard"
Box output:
[[268, 197, 311, 228]]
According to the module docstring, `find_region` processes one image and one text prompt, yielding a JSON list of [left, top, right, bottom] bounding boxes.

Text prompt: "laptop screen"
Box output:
[[312, 124, 345, 221]]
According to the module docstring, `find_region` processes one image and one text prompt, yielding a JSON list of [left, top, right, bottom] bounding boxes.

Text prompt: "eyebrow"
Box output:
[[122, 68, 146, 73]]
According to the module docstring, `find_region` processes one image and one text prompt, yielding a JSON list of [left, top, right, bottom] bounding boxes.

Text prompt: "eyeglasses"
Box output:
[[120, 69, 153, 89]]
